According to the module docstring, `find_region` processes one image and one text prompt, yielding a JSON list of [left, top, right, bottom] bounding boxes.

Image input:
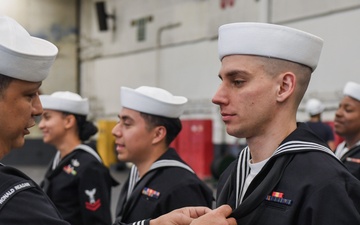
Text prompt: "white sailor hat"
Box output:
[[305, 98, 325, 116], [343, 81, 360, 102], [120, 86, 188, 118], [40, 91, 89, 116], [0, 15, 58, 82], [218, 22, 323, 71]]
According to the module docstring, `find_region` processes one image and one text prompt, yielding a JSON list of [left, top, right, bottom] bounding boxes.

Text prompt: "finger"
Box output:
[[213, 205, 233, 217], [227, 217, 237, 225], [187, 206, 211, 218]]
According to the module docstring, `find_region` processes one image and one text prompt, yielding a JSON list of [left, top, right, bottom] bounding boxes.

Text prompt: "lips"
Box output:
[[221, 112, 236, 122], [334, 119, 343, 126], [115, 143, 125, 152], [24, 123, 36, 135], [333, 120, 345, 132], [23, 128, 30, 135]]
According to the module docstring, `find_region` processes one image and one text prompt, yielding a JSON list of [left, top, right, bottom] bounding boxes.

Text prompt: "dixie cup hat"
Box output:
[[305, 98, 325, 116], [0, 15, 58, 82], [218, 22, 324, 71], [343, 81, 360, 102], [40, 91, 89, 116], [120, 86, 188, 118]]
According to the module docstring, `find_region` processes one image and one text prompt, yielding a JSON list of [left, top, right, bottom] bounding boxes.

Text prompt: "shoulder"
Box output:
[[0, 166, 52, 213], [154, 166, 197, 183], [70, 149, 103, 166], [284, 150, 354, 183], [149, 166, 211, 192], [0, 166, 31, 187]]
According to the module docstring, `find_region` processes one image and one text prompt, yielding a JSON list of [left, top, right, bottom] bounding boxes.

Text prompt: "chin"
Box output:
[[117, 154, 128, 162], [12, 139, 26, 149], [42, 137, 52, 144]]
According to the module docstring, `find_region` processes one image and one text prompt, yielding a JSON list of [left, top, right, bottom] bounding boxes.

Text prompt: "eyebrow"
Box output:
[[42, 111, 51, 117], [27, 82, 42, 93], [118, 115, 133, 122], [219, 69, 250, 79]]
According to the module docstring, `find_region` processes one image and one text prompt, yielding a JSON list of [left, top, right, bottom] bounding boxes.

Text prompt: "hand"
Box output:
[[190, 205, 236, 225], [150, 206, 211, 225]]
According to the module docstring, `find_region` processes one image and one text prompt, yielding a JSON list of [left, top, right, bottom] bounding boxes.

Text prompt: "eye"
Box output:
[[344, 108, 354, 113], [233, 79, 244, 87], [25, 93, 37, 102], [118, 119, 131, 127], [123, 122, 132, 127]]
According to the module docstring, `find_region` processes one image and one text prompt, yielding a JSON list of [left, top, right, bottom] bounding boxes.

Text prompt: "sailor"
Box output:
[[112, 86, 213, 224], [39, 91, 118, 225], [0, 15, 69, 224], [305, 98, 335, 151], [212, 22, 360, 224], [334, 81, 360, 179]]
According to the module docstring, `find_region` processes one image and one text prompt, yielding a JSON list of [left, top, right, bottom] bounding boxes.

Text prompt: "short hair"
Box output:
[[257, 56, 312, 106], [140, 112, 182, 146], [0, 73, 14, 98]]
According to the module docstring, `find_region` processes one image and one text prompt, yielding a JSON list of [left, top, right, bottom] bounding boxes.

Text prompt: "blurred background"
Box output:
[[1, 0, 360, 209]]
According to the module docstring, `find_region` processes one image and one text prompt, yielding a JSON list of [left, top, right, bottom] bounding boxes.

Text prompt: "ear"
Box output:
[[276, 72, 296, 102], [152, 126, 167, 145], [64, 114, 76, 129]]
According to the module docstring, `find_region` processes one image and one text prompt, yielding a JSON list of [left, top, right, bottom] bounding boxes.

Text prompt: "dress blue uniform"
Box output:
[[41, 144, 118, 225], [216, 123, 360, 224], [0, 165, 70, 225], [114, 148, 213, 224]]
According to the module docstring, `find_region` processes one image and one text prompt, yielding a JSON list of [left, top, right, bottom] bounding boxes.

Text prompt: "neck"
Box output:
[[56, 137, 82, 159], [246, 117, 297, 163], [345, 134, 360, 149], [135, 146, 168, 177], [309, 116, 320, 122]]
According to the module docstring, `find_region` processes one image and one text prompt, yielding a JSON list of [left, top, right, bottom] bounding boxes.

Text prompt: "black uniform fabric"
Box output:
[[305, 121, 334, 144], [0, 165, 70, 225], [216, 123, 360, 225], [338, 144, 360, 180], [114, 148, 214, 224], [41, 146, 117, 225]]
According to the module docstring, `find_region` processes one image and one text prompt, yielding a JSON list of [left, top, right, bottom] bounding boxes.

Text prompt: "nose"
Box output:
[[335, 106, 343, 119], [33, 95, 43, 117], [38, 117, 45, 129], [212, 84, 228, 106], [112, 123, 122, 138]]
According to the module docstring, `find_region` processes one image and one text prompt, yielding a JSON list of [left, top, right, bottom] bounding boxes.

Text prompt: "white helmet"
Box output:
[[305, 98, 324, 116]]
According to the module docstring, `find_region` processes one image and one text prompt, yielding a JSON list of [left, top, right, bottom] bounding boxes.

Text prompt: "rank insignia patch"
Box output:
[[265, 191, 292, 206], [142, 187, 160, 199], [85, 188, 101, 211], [85, 199, 101, 211]]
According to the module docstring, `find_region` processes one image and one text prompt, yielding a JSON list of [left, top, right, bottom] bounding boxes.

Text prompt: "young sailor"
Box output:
[[213, 22, 360, 224], [112, 86, 213, 224], [334, 81, 360, 179], [39, 91, 118, 225]]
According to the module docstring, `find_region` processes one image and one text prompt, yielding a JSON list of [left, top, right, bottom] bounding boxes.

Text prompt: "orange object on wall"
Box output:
[[171, 119, 213, 179]]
